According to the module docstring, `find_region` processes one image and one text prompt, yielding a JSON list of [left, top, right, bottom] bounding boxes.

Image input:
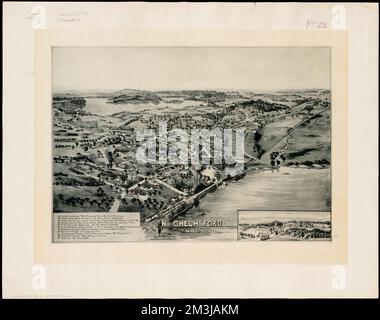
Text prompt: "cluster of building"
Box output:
[[52, 90, 328, 218], [240, 220, 331, 241]]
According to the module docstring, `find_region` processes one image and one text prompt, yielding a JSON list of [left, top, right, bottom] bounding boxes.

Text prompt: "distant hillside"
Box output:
[[52, 96, 86, 114], [113, 88, 146, 95], [239, 99, 289, 112], [108, 89, 162, 104], [53, 89, 115, 98], [53, 88, 163, 100]]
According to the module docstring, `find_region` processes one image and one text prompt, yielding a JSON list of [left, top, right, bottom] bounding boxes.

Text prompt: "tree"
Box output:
[[304, 105, 313, 114]]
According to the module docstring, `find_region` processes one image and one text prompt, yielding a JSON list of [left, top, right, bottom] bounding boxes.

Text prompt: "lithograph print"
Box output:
[[52, 47, 331, 241]]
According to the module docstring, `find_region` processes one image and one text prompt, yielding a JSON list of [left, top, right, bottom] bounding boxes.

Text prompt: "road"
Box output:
[[263, 108, 328, 158], [152, 178, 188, 196], [244, 108, 328, 165], [73, 99, 327, 217]]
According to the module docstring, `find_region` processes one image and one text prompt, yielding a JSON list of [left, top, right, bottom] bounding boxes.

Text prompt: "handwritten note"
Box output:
[[306, 19, 328, 30], [57, 11, 88, 23], [30, 5, 46, 29]]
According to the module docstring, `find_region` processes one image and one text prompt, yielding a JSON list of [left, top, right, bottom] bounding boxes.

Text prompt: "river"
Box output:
[[150, 166, 330, 241]]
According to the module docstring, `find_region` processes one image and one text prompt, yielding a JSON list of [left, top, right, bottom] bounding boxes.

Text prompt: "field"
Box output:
[[257, 115, 304, 154], [53, 184, 116, 212], [284, 110, 330, 165]]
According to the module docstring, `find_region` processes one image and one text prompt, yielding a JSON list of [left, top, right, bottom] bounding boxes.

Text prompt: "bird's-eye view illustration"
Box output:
[[238, 211, 331, 241], [52, 47, 331, 241]]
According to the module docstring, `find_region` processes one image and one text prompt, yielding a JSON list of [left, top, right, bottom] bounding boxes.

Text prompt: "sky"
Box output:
[[52, 47, 330, 92]]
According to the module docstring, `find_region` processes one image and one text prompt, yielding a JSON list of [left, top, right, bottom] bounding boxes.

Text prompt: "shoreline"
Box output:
[[143, 164, 330, 225]]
